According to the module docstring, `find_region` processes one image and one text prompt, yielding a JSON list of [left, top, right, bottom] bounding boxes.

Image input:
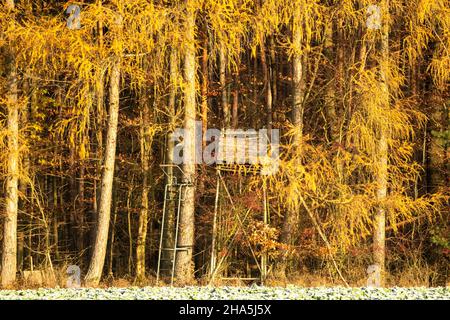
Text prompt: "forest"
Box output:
[[0, 0, 448, 290]]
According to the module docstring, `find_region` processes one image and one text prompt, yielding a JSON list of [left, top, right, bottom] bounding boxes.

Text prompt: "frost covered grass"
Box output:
[[0, 286, 449, 300]]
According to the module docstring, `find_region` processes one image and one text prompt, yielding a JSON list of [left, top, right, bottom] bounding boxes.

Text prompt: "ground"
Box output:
[[0, 286, 449, 300]]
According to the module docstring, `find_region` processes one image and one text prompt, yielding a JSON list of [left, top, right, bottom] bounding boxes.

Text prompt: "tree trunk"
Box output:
[[161, 49, 178, 274], [269, 36, 277, 110], [260, 41, 272, 134], [19, 77, 30, 273], [280, 6, 305, 248], [174, 2, 197, 283], [2, 0, 18, 288], [232, 84, 239, 129], [336, 16, 345, 120], [220, 43, 230, 128], [136, 93, 151, 283], [324, 19, 338, 142], [91, 2, 105, 261], [427, 89, 447, 193], [78, 160, 86, 263], [201, 31, 209, 142], [252, 51, 258, 128], [232, 36, 240, 129], [373, 0, 390, 287], [85, 56, 121, 286]]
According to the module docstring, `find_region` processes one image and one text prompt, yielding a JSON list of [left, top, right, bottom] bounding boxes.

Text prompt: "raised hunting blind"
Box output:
[[209, 130, 278, 284], [156, 130, 278, 285]]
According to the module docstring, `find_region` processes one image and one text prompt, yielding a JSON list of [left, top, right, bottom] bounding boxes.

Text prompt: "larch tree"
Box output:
[[1, 0, 18, 288], [373, 0, 390, 287], [174, 0, 197, 283], [136, 89, 151, 283], [220, 44, 230, 128], [162, 47, 179, 274], [85, 11, 123, 287], [279, 0, 310, 272], [92, 0, 106, 257]]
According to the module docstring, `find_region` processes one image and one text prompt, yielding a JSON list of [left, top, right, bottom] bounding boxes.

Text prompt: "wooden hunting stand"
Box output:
[[208, 130, 273, 285], [157, 130, 276, 285]]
